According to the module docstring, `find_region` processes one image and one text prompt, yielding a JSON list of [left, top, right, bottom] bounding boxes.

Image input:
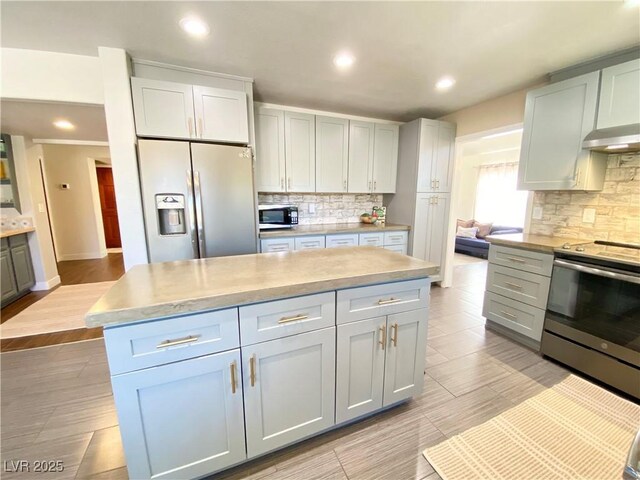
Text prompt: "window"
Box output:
[[474, 161, 528, 227]]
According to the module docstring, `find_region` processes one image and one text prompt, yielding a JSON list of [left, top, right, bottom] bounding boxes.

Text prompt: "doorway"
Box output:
[[96, 166, 122, 249]]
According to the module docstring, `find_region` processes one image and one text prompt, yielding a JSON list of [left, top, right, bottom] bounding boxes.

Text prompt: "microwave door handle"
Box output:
[[553, 259, 640, 285], [194, 171, 205, 258], [186, 170, 198, 259]]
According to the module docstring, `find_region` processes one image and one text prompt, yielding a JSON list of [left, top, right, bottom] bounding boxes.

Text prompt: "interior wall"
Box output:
[[439, 84, 545, 138], [0, 135, 60, 289], [42, 144, 109, 261]]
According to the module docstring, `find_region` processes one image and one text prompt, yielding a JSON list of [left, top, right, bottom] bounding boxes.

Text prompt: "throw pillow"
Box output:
[[457, 218, 474, 229], [474, 221, 493, 239], [456, 226, 479, 238]]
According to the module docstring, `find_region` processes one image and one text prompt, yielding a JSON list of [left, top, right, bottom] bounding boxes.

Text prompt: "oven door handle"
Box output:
[[553, 259, 640, 285]]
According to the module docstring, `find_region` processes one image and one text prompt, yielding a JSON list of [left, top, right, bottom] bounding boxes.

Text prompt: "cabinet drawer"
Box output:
[[104, 308, 240, 375], [8, 234, 28, 248], [489, 245, 553, 277], [359, 232, 384, 247], [261, 238, 294, 253], [240, 292, 335, 345], [383, 231, 408, 246], [383, 244, 408, 255], [326, 234, 359, 248], [486, 264, 551, 309], [482, 291, 544, 341], [294, 236, 326, 251], [337, 278, 429, 324]]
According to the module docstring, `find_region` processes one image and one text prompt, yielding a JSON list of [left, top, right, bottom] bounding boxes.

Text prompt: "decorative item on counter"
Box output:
[[373, 206, 386, 225], [360, 212, 377, 224]]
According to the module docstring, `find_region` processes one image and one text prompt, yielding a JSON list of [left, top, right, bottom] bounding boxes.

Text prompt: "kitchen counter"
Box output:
[[0, 227, 35, 239], [485, 233, 589, 253], [86, 246, 437, 327], [259, 222, 410, 238]]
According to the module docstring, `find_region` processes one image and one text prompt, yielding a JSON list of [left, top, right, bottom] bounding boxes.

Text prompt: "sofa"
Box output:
[[455, 225, 523, 259]]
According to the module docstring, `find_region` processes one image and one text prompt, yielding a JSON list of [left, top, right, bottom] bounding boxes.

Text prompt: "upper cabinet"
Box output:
[[131, 77, 249, 144], [597, 59, 640, 129], [255, 108, 315, 193], [255, 104, 399, 193], [316, 116, 349, 193], [193, 86, 249, 144], [517, 71, 606, 191], [416, 120, 455, 193], [372, 124, 399, 193]]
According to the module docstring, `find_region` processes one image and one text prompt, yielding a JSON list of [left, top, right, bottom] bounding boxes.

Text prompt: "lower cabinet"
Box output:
[[111, 350, 246, 479], [242, 327, 336, 458], [336, 308, 428, 423], [1, 234, 36, 308], [1, 245, 18, 304]]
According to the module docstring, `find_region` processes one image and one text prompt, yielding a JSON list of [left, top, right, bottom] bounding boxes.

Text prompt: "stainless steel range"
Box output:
[[541, 240, 640, 399]]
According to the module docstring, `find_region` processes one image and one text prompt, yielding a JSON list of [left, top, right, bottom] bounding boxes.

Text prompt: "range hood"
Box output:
[[582, 124, 640, 153]]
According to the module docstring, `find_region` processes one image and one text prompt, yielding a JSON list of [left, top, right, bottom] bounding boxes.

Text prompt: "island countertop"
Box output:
[[259, 222, 410, 238], [86, 246, 437, 328]]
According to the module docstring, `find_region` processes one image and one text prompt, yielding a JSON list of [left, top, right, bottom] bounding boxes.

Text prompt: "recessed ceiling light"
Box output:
[[435, 76, 456, 91], [53, 120, 75, 130], [179, 16, 210, 37], [605, 144, 629, 150], [333, 52, 355, 69]]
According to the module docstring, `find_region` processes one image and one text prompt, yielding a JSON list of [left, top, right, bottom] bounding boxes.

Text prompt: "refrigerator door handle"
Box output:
[[194, 170, 206, 258], [186, 170, 199, 259]]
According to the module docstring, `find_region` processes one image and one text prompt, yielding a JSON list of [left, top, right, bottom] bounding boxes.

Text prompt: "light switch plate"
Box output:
[[532, 206, 543, 220], [582, 208, 596, 223], [308, 204, 316, 214]]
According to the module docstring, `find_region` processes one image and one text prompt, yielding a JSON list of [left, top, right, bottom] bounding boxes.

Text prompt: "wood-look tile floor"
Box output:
[[1, 261, 595, 480]]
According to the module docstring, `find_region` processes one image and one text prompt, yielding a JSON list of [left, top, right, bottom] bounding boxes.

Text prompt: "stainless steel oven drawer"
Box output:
[[486, 264, 551, 309]]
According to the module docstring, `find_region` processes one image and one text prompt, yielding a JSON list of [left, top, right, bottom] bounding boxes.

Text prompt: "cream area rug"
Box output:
[[1, 282, 115, 338], [424, 375, 640, 480]]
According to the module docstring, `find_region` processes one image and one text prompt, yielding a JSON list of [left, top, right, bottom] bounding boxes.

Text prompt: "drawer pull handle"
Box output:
[[500, 310, 518, 319], [379, 325, 386, 350], [378, 297, 403, 305], [506, 256, 526, 264], [156, 335, 200, 349], [230, 362, 237, 394], [391, 323, 398, 347], [278, 314, 309, 324], [249, 355, 256, 387], [504, 282, 523, 290]]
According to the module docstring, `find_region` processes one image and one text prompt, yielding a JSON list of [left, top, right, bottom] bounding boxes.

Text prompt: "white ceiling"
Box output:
[[1, 100, 108, 141], [1, 2, 639, 121]]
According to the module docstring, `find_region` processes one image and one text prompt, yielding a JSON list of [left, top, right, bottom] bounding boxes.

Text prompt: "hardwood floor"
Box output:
[[0, 253, 124, 351], [0, 260, 601, 480]]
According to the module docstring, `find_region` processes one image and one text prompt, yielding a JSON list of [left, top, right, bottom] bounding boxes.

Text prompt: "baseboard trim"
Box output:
[[57, 251, 107, 261], [32, 275, 61, 291]]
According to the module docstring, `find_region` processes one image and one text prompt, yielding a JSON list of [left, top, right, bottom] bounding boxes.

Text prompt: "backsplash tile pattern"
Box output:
[[529, 153, 639, 243], [258, 193, 383, 225]]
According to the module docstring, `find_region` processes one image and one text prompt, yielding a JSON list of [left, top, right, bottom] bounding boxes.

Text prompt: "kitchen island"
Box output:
[[87, 247, 437, 480]]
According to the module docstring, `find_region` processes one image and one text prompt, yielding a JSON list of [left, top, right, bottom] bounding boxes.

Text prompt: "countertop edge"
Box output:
[[485, 234, 589, 253], [259, 223, 411, 238], [86, 268, 435, 328], [0, 227, 36, 239]]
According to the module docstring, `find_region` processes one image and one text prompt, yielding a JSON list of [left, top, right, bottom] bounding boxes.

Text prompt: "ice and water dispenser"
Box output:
[[156, 194, 186, 235]]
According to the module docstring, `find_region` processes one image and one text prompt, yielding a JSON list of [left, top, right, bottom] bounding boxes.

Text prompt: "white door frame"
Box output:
[[442, 123, 531, 288]]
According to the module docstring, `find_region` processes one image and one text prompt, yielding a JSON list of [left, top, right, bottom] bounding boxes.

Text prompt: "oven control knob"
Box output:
[[576, 246, 585, 252], [562, 243, 571, 249], [601, 342, 608, 350]]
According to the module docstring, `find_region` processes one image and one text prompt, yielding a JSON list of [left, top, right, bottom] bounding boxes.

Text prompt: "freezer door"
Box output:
[[190, 143, 258, 257], [138, 140, 198, 262]]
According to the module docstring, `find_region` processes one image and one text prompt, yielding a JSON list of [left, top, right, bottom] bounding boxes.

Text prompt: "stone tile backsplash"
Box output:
[[258, 193, 383, 225], [529, 153, 639, 243]]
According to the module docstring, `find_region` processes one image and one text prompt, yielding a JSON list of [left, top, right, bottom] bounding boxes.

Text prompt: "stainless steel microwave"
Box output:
[[258, 205, 298, 230]]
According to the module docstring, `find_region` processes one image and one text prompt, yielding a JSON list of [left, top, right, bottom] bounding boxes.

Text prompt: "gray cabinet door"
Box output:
[[285, 112, 316, 192], [348, 121, 375, 193], [383, 308, 428, 406], [433, 123, 455, 193], [316, 116, 349, 193], [193, 85, 249, 144], [111, 350, 246, 480], [1, 246, 18, 304], [336, 317, 385, 423], [518, 71, 599, 190], [255, 107, 286, 192], [243, 327, 336, 458], [10, 244, 35, 292], [597, 59, 640, 129], [372, 123, 399, 193]]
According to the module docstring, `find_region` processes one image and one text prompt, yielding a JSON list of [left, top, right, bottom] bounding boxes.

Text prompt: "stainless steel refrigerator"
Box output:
[[138, 139, 257, 263]]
